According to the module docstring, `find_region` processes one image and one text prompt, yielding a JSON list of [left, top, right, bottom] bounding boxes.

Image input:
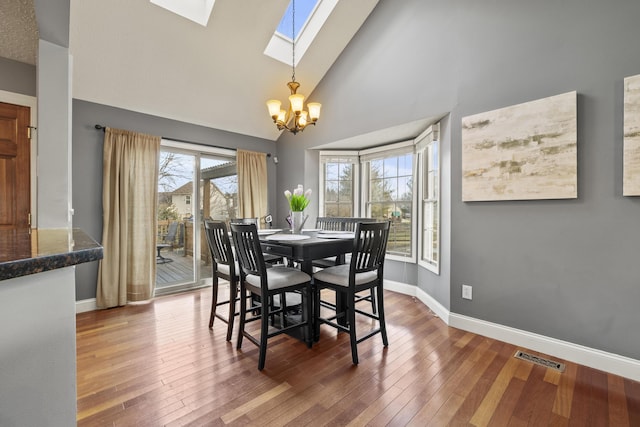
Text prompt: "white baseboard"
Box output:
[[385, 280, 640, 382], [76, 298, 97, 313], [449, 313, 640, 383]]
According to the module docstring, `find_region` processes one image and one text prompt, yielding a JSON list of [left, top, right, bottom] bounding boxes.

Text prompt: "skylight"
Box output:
[[276, 0, 319, 41], [264, 0, 338, 66], [150, 0, 215, 27]]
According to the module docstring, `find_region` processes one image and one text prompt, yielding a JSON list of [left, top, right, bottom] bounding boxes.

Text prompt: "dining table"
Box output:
[[259, 230, 355, 275], [259, 229, 356, 334]]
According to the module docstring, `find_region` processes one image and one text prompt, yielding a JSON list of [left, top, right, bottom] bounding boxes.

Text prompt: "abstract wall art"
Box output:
[[624, 74, 640, 196], [462, 91, 577, 201]]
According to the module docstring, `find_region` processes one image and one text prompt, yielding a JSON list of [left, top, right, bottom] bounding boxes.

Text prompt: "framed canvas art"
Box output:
[[624, 74, 640, 196], [462, 91, 577, 201]]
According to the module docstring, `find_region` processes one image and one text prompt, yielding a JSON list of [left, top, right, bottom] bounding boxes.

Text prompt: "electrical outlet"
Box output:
[[462, 284, 473, 300]]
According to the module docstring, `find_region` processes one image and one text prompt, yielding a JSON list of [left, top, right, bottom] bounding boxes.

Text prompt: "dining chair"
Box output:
[[156, 221, 179, 264], [230, 217, 287, 265], [203, 220, 241, 341], [313, 217, 379, 313], [313, 220, 391, 365], [230, 222, 313, 370]]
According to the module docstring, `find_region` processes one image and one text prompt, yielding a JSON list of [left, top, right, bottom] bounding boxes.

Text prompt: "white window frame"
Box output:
[[360, 140, 417, 263], [416, 124, 440, 274], [318, 150, 360, 217], [264, 0, 338, 66]]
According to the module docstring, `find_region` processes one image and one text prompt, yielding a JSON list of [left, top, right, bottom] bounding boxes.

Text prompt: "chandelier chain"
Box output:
[[291, 0, 296, 82], [265, 0, 320, 134]]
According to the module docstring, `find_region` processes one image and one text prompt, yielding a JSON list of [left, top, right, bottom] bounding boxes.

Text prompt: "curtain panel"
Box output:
[[237, 149, 268, 221], [97, 128, 160, 308]]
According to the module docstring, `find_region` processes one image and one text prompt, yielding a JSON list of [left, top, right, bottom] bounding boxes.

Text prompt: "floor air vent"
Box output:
[[514, 350, 565, 372]]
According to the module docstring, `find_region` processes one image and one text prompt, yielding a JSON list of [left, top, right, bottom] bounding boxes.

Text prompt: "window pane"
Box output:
[[420, 137, 439, 269], [383, 157, 397, 177], [398, 176, 412, 201], [365, 152, 415, 258], [338, 181, 352, 201], [326, 163, 339, 181], [320, 158, 357, 217], [325, 203, 339, 217], [325, 180, 338, 202], [337, 203, 352, 217]]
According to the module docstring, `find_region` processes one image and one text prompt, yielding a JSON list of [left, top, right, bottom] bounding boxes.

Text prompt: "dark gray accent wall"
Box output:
[[72, 100, 277, 300], [0, 57, 36, 96], [275, 0, 640, 360]]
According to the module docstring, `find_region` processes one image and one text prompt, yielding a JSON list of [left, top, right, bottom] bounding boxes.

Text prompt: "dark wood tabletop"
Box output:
[[260, 234, 354, 274]]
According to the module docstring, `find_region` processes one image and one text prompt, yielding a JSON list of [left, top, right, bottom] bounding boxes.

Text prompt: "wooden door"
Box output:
[[0, 102, 31, 230]]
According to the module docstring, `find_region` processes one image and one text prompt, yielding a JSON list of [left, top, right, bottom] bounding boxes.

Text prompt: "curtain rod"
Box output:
[[94, 124, 271, 157]]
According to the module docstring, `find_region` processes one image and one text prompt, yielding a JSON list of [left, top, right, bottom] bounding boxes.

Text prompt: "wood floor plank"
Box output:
[[75, 287, 640, 426]]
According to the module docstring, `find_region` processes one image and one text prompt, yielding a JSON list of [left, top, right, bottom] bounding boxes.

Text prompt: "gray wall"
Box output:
[[274, 0, 640, 360], [0, 57, 36, 96], [72, 100, 277, 300]]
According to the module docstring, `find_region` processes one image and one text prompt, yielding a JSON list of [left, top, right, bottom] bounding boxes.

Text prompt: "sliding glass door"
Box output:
[[155, 141, 237, 295]]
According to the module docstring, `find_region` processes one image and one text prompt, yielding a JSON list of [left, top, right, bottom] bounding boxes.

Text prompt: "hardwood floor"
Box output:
[[76, 287, 640, 426]]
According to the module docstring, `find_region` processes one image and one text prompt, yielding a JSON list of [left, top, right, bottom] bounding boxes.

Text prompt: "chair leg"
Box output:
[[209, 275, 219, 329], [313, 285, 321, 342], [370, 288, 377, 314], [377, 285, 388, 347], [258, 299, 270, 371], [226, 281, 238, 341], [347, 293, 359, 365], [305, 287, 313, 348], [236, 283, 247, 350]]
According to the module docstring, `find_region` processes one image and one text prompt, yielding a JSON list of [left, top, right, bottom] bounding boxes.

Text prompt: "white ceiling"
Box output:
[[1, 0, 379, 141], [69, 0, 379, 141]]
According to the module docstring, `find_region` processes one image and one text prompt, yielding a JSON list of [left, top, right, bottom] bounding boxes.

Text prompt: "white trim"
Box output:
[[384, 279, 450, 323], [415, 286, 450, 324], [161, 138, 236, 157], [385, 279, 640, 382], [359, 139, 414, 162], [0, 90, 38, 228], [449, 313, 640, 383], [76, 298, 97, 313]]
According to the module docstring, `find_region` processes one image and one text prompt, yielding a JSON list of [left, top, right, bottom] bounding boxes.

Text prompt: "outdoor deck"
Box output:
[[156, 249, 211, 289]]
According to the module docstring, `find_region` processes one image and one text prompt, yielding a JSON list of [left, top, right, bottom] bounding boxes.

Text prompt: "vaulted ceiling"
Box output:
[[1, 0, 379, 141]]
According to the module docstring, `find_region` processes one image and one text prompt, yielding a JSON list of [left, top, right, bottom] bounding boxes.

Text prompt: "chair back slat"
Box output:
[[230, 223, 266, 279], [343, 217, 377, 232], [316, 216, 378, 232], [204, 220, 234, 272], [351, 221, 390, 276], [315, 216, 343, 231]]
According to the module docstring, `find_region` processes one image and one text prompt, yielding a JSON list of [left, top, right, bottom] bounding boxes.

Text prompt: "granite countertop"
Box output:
[[0, 228, 103, 281]]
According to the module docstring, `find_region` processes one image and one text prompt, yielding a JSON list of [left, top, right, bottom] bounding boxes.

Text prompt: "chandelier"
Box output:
[[266, 0, 321, 134]]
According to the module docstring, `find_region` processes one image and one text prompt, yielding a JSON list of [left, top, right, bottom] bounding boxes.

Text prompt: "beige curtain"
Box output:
[[237, 149, 268, 219], [97, 128, 160, 308]]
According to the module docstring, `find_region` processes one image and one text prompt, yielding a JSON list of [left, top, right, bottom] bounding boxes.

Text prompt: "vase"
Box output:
[[290, 211, 308, 234]]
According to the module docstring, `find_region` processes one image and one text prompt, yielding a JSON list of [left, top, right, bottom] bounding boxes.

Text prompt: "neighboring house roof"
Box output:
[[172, 182, 193, 195]]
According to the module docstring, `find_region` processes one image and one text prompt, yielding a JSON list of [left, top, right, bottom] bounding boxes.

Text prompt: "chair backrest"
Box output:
[[316, 216, 378, 232], [350, 221, 391, 279], [203, 220, 235, 276], [342, 217, 377, 232], [230, 217, 258, 225], [229, 223, 267, 280], [316, 216, 345, 231], [164, 221, 179, 243]]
